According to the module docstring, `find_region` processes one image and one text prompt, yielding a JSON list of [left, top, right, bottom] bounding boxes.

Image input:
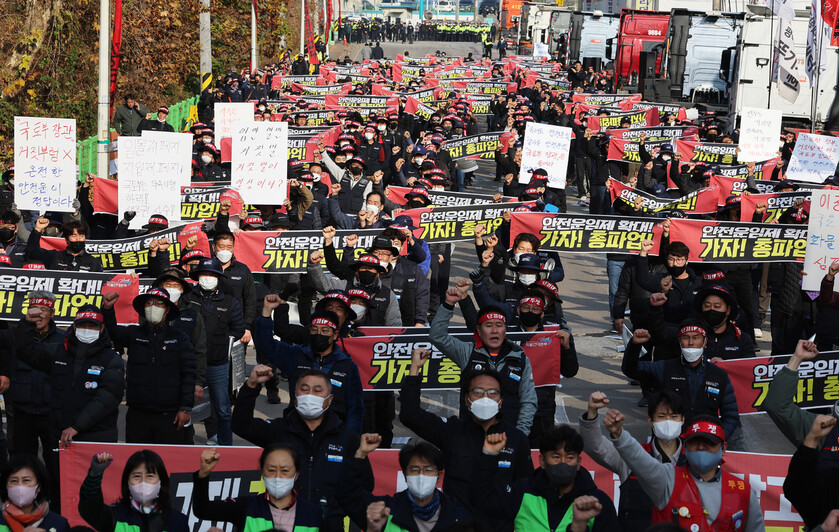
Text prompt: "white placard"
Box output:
[[803, 188, 839, 291], [787, 132, 839, 183], [13, 116, 77, 212], [533, 43, 549, 58], [118, 136, 183, 229], [231, 122, 289, 204], [518, 122, 572, 189], [737, 107, 782, 162], [140, 130, 194, 187], [214, 103, 255, 148]]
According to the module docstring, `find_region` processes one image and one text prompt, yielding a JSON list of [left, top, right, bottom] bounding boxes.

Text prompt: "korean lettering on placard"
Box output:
[[231, 122, 289, 205], [787, 133, 839, 183], [13, 116, 77, 212], [118, 136, 182, 230], [737, 107, 782, 162], [803, 189, 839, 291], [519, 122, 572, 189]]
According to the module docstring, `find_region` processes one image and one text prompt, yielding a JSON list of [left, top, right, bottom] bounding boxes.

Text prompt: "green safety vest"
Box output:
[[514, 493, 596, 532], [243, 515, 319, 532], [383, 515, 410, 531]]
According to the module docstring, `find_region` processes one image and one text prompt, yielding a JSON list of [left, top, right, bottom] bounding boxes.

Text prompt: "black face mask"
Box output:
[[349, 166, 363, 176], [702, 309, 728, 327], [357, 270, 378, 286], [519, 311, 542, 328], [407, 199, 427, 210], [0, 228, 14, 243], [544, 462, 577, 486], [67, 241, 85, 254], [309, 333, 333, 353], [667, 264, 686, 277]]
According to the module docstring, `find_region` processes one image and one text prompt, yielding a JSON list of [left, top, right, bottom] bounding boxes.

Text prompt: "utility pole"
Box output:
[[96, 0, 111, 179], [200, 0, 212, 85], [251, 1, 258, 70], [301, 0, 306, 55]]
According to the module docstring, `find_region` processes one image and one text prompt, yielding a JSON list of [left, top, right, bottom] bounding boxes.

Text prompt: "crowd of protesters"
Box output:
[[1, 36, 839, 532]]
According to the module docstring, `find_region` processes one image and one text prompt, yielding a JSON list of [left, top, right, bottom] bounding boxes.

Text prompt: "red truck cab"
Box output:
[[609, 9, 670, 89]]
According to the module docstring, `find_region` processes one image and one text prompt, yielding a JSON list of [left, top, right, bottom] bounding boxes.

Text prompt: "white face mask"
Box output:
[[129, 481, 161, 505], [296, 394, 329, 419], [157, 117, 166, 123], [216, 249, 233, 263], [432, 186, 445, 191], [199, 276, 219, 291], [514, 253, 525, 263], [258, 105, 267, 112], [365, 132, 375, 140], [653, 420, 683, 442], [350, 303, 367, 320], [364, 204, 380, 216], [518, 273, 537, 286], [405, 474, 438, 500], [201, 154, 213, 164], [377, 124, 386, 131], [263, 476, 295, 499], [144, 305, 167, 325], [311, 172, 322, 182], [661, 155, 672, 162], [414, 157, 425, 166], [469, 397, 499, 421], [166, 288, 182, 304], [202, 137, 212, 144], [681, 346, 704, 363], [76, 328, 100, 344]]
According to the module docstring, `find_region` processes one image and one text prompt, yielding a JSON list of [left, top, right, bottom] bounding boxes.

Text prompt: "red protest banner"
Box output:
[[666, 218, 807, 263], [93, 176, 119, 215], [59, 442, 803, 530], [586, 109, 659, 132]]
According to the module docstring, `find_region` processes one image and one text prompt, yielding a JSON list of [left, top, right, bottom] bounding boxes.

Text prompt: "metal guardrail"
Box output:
[[76, 94, 199, 180]]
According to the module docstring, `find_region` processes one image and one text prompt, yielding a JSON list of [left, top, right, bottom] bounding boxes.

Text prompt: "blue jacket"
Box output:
[[254, 316, 364, 433]]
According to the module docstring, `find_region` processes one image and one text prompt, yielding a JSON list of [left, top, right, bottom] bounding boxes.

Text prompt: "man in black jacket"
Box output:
[[0, 210, 27, 267], [138, 106, 175, 133], [26, 219, 102, 271], [212, 231, 256, 345], [101, 287, 196, 444], [187, 258, 245, 446], [232, 365, 372, 532], [399, 348, 533, 530]]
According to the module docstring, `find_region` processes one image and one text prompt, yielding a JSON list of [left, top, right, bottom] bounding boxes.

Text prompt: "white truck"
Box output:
[[518, 4, 574, 55], [722, 3, 839, 129]]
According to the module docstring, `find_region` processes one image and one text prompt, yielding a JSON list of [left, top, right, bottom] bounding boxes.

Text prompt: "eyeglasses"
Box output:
[[665, 256, 687, 266], [470, 388, 500, 399], [518, 304, 542, 314], [405, 466, 438, 475]]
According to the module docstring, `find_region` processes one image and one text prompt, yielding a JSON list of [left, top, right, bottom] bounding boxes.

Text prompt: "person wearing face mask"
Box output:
[[194, 144, 226, 182], [192, 444, 323, 531], [638, 137, 674, 189], [232, 366, 372, 531], [138, 106, 175, 133], [357, 125, 387, 176], [0, 211, 28, 268], [431, 293, 538, 435], [14, 303, 124, 497], [472, 252, 548, 310], [307, 252, 402, 327], [26, 219, 102, 272], [334, 157, 373, 217], [473, 425, 621, 531], [579, 390, 686, 532], [622, 317, 745, 451], [690, 285, 754, 361], [340, 438, 470, 532], [210, 232, 256, 346], [186, 258, 245, 446], [255, 299, 364, 432], [607, 412, 763, 532], [0, 455, 68, 532], [80, 450, 188, 532], [635, 240, 701, 329], [399, 350, 533, 529], [99, 288, 196, 444], [153, 269, 207, 412]]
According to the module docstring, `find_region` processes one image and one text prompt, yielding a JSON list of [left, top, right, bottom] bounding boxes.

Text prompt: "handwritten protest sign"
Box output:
[[118, 136, 182, 230], [213, 103, 254, 148], [140, 131, 193, 187], [13, 116, 77, 212], [519, 122, 572, 188], [802, 188, 839, 291], [231, 122, 289, 205], [787, 132, 839, 183], [737, 107, 782, 162]]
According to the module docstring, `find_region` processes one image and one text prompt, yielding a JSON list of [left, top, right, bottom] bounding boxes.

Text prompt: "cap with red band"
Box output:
[[535, 280, 559, 300], [679, 325, 707, 338], [28, 297, 55, 309], [75, 311, 103, 323], [311, 317, 338, 330], [0, 255, 10, 265], [348, 288, 372, 301], [324, 291, 351, 307], [478, 312, 506, 325], [683, 420, 725, 443], [147, 216, 169, 227], [518, 296, 545, 310]]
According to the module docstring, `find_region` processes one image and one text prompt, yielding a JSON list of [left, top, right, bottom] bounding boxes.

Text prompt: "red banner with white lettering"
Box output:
[[304, 0, 319, 66], [59, 442, 803, 530], [109, 0, 123, 117]]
